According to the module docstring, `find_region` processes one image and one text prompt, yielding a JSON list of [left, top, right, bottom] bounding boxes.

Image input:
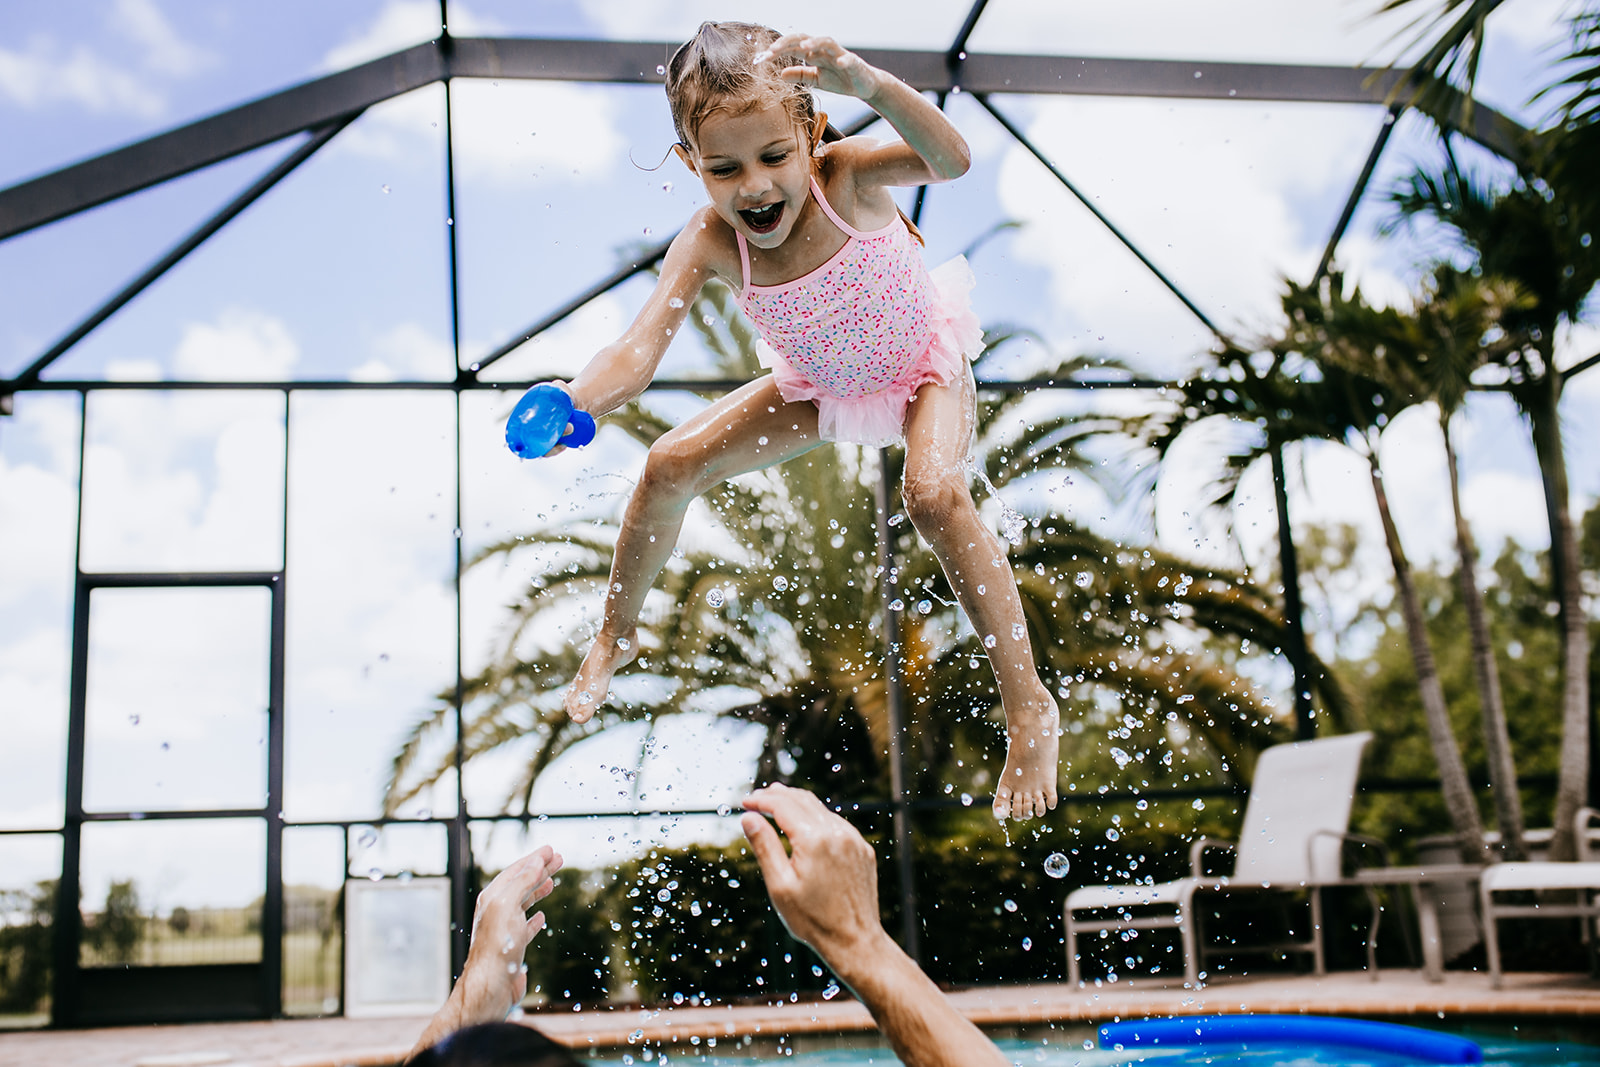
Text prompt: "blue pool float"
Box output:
[[506, 383, 596, 458], [1099, 1015, 1483, 1064]]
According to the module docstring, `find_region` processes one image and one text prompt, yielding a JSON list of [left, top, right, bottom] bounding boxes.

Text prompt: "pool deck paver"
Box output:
[[1, 970, 1596, 1066]]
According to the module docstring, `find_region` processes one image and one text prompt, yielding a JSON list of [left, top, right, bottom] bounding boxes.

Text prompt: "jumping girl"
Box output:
[[546, 22, 1059, 821]]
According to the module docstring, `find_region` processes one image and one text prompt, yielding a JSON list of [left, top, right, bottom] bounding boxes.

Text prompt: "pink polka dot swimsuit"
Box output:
[[735, 176, 984, 447]]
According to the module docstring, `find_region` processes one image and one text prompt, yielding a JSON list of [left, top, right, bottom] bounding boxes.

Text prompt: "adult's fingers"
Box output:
[[743, 783, 827, 841], [741, 811, 796, 890]]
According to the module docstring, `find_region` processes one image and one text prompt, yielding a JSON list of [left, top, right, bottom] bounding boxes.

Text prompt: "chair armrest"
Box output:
[[1306, 829, 1390, 878], [1189, 836, 1235, 878]]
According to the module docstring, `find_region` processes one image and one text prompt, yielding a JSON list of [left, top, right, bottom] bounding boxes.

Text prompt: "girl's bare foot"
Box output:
[[992, 691, 1060, 821], [564, 628, 639, 723]]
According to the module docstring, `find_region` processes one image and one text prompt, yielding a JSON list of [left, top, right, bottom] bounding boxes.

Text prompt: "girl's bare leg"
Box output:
[[901, 369, 1059, 821], [566, 378, 822, 722]]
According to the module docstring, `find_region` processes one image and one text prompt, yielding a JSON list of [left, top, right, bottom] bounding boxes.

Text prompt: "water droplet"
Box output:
[[1003, 899, 1018, 913], [1136, 799, 1148, 810], [1022, 937, 1032, 950], [984, 634, 997, 648], [128, 714, 140, 726], [917, 599, 933, 615], [662, 181, 673, 192], [977, 584, 986, 595], [617, 637, 631, 651], [668, 297, 684, 309], [758, 435, 769, 446], [366, 867, 382, 881], [1193, 798, 1206, 810], [358, 828, 378, 849], [702, 314, 716, 325], [381, 184, 390, 193], [656, 64, 666, 75], [960, 793, 973, 807], [1106, 828, 1121, 842], [657, 888, 671, 902], [1075, 571, 1093, 588], [507, 961, 520, 974], [706, 588, 725, 608], [716, 803, 731, 817], [579, 692, 594, 705], [772, 575, 789, 591], [643, 226, 653, 236], [1044, 853, 1071, 878], [822, 981, 840, 999], [1012, 623, 1025, 641], [397, 870, 414, 883], [831, 534, 845, 548], [889, 598, 904, 611]]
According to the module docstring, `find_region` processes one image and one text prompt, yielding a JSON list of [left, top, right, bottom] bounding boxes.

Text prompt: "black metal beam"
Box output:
[[947, 0, 991, 66], [8, 118, 354, 390], [1314, 107, 1400, 284], [975, 93, 1225, 340], [1566, 349, 1600, 379], [0, 38, 1532, 242]]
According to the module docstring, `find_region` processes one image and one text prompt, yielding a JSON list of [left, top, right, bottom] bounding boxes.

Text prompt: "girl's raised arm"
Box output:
[[757, 34, 970, 189], [562, 213, 721, 418]]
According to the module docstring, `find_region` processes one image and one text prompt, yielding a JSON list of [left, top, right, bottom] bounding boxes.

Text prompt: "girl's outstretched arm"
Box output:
[[757, 33, 970, 188], [561, 212, 721, 418]]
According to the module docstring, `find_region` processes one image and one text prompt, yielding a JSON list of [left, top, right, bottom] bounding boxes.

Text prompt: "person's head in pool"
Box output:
[[665, 21, 829, 251]]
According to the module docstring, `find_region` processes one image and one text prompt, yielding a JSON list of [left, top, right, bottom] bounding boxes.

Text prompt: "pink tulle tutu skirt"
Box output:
[[755, 256, 985, 447]]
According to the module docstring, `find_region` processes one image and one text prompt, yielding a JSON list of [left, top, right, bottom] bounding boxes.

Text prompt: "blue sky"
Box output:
[[2, 0, 1596, 908]]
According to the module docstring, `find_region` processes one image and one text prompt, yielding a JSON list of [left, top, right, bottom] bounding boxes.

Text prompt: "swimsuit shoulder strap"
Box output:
[[809, 175, 874, 240], [735, 230, 752, 292]]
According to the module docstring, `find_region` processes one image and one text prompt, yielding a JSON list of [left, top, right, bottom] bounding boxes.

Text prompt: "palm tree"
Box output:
[[1316, 265, 1531, 858], [385, 279, 1319, 818], [1146, 278, 1492, 863], [1386, 155, 1598, 859]]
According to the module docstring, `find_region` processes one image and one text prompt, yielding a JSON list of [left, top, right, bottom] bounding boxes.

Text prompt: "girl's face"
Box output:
[[679, 100, 818, 250]]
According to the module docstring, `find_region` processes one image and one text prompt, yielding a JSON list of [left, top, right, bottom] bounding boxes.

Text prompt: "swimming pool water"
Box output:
[[586, 1032, 1600, 1066]]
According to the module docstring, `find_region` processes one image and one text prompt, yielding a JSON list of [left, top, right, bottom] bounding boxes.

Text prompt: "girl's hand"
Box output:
[[754, 34, 882, 102]]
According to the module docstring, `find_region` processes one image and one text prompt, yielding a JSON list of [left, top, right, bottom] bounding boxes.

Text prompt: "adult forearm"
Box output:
[[829, 932, 1007, 1067]]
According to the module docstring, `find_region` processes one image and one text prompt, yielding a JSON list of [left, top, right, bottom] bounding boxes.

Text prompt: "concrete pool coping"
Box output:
[[2, 970, 1596, 1066]]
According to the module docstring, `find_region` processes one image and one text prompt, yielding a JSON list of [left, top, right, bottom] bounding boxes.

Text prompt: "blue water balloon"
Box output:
[[506, 383, 596, 458]]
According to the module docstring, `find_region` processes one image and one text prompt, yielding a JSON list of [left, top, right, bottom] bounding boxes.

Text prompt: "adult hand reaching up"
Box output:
[[407, 845, 564, 1062], [741, 785, 1007, 1067]]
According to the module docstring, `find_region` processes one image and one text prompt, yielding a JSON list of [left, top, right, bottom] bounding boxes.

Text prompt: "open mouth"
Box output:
[[738, 202, 783, 235]]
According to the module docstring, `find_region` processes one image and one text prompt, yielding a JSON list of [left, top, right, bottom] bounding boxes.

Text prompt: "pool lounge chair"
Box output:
[[1063, 731, 1372, 988], [1479, 806, 1600, 989]]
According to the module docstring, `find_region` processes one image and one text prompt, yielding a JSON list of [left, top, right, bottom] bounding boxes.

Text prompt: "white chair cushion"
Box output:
[[1481, 862, 1600, 893], [1067, 878, 1214, 911]]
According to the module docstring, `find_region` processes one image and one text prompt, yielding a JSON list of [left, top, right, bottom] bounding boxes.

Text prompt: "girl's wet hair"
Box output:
[[665, 22, 816, 151], [665, 21, 925, 246]]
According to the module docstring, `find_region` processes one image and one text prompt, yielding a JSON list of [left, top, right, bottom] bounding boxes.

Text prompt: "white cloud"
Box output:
[[574, 0, 972, 49], [331, 79, 624, 190], [173, 307, 300, 380], [111, 0, 215, 78], [0, 37, 165, 117], [335, 78, 627, 190], [321, 0, 503, 72], [0, 1, 212, 119], [78, 388, 286, 572], [350, 321, 456, 382], [996, 96, 1382, 373]]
